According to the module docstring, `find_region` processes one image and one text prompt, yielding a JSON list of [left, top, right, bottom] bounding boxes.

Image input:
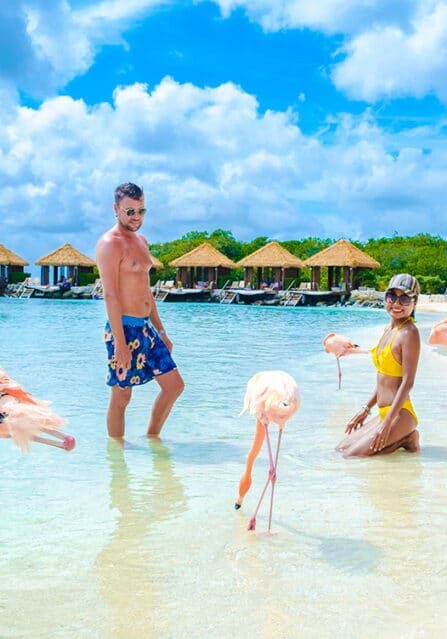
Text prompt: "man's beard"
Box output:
[[118, 219, 142, 232]]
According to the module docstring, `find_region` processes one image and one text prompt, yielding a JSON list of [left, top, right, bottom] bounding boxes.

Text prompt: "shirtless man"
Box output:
[[96, 182, 184, 438]]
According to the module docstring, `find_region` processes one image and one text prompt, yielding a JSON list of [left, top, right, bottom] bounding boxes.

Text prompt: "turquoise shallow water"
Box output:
[[1, 299, 447, 638]]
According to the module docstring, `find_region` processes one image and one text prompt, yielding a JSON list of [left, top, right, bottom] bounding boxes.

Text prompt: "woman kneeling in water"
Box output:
[[337, 274, 421, 457]]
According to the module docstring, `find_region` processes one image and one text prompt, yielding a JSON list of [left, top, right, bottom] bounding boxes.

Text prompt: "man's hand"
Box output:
[[160, 333, 173, 353], [113, 342, 132, 381], [345, 406, 370, 434]]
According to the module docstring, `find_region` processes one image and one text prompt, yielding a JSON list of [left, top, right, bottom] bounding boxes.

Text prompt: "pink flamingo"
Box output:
[[428, 319, 447, 346], [0, 367, 75, 452], [235, 371, 300, 534], [323, 333, 367, 389]]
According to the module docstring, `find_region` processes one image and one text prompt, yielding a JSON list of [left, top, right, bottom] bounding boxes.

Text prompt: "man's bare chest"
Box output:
[[120, 243, 152, 274]]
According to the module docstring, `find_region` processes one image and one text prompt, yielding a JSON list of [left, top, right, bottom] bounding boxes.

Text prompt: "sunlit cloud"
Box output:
[[1, 79, 446, 262]]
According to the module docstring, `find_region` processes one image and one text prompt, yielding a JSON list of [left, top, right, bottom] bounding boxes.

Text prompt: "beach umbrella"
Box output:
[[0, 367, 75, 452], [235, 371, 300, 534]]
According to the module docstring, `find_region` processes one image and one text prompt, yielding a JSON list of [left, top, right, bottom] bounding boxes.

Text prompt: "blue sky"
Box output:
[[1, 0, 447, 262]]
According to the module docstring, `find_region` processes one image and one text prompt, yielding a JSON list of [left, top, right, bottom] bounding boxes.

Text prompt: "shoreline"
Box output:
[[416, 302, 447, 314], [2, 287, 447, 314]]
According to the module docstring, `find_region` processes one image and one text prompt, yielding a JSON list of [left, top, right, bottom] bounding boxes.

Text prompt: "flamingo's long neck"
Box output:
[[1, 387, 39, 404], [237, 419, 266, 500]]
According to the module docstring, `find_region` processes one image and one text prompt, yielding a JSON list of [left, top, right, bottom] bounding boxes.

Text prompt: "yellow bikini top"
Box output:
[[371, 317, 413, 377]]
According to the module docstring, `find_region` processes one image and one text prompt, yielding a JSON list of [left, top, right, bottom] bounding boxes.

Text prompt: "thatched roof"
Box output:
[[0, 243, 28, 266], [169, 242, 237, 268], [36, 243, 96, 267], [304, 239, 380, 268], [237, 241, 306, 268], [149, 253, 163, 270]]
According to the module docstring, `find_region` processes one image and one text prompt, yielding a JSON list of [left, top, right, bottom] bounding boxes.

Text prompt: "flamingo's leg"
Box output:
[[247, 469, 272, 531], [337, 357, 342, 390], [33, 431, 76, 451], [266, 429, 282, 534], [235, 420, 265, 509], [247, 421, 272, 530]]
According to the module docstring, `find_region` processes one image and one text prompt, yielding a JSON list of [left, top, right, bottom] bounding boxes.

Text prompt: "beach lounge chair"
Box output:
[[164, 280, 175, 289]]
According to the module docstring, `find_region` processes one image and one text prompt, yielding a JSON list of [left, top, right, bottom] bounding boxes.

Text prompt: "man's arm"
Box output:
[[145, 239, 173, 352], [96, 238, 131, 378], [147, 285, 174, 352]]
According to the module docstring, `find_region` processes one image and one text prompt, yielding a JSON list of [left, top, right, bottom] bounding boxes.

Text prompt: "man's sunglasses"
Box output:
[[385, 291, 415, 306], [121, 207, 147, 217]]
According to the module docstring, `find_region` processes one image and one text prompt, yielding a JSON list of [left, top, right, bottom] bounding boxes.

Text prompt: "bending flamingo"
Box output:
[[428, 319, 447, 346], [323, 333, 367, 389], [0, 367, 75, 452], [235, 371, 300, 533]]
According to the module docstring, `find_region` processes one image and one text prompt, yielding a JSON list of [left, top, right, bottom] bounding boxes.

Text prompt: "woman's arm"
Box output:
[[345, 390, 378, 433]]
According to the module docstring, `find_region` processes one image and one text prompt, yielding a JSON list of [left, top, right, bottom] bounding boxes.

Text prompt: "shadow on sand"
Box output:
[[277, 520, 383, 575]]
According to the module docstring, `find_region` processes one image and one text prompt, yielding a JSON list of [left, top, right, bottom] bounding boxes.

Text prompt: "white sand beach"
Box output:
[[416, 294, 447, 314]]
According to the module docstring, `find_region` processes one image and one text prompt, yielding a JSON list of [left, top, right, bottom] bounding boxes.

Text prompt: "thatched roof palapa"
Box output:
[[304, 239, 380, 269], [36, 243, 96, 267], [237, 241, 306, 268], [149, 254, 163, 270], [169, 242, 237, 269], [0, 243, 28, 266]]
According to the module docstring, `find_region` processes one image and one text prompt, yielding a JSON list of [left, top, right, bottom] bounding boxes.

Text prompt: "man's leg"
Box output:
[[107, 385, 132, 438], [147, 369, 184, 437]]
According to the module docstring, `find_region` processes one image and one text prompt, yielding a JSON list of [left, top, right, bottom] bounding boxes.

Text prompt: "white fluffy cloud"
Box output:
[[212, 0, 420, 34], [212, 0, 447, 103], [0, 0, 168, 99], [1, 79, 446, 263], [333, 2, 447, 101], [3, 1, 447, 104]]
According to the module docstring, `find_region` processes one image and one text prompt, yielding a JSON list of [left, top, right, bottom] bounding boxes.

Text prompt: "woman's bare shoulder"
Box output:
[[400, 320, 420, 345]]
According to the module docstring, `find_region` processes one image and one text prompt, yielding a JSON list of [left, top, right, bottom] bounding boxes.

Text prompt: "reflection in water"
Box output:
[[94, 439, 187, 638], [365, 455, 422, 549]]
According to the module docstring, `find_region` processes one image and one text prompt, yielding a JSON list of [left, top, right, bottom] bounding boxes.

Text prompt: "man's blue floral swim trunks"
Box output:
[[104, 315, 177, 388]]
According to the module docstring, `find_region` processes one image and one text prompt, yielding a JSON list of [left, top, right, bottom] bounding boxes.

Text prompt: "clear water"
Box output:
[[1, 299, 446, 638]]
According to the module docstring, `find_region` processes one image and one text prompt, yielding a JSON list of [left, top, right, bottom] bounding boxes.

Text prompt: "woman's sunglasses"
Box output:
[[122, 207, 147, 217], [385, 291, 415, 306]]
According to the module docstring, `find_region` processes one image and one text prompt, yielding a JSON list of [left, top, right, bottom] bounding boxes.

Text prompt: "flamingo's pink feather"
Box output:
[[240, 370, 300, 427], [428, 319, 447, 346], [0, 368, 66, 452], [323, 333, 367, 358]]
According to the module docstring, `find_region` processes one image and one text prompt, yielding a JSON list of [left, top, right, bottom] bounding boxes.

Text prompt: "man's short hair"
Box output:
[[114, 182, 144, 204]]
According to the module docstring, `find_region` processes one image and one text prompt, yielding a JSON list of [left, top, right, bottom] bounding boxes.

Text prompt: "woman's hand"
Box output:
[[371, 419, 392, 453], [345, 406, 370, 434]]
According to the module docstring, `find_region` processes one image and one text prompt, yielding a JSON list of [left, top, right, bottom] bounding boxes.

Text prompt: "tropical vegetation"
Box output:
[[150, 231, 447, 294]]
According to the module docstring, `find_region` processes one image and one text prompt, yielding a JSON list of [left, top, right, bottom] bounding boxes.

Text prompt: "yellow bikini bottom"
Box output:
[[378, 399, 418, 424]]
